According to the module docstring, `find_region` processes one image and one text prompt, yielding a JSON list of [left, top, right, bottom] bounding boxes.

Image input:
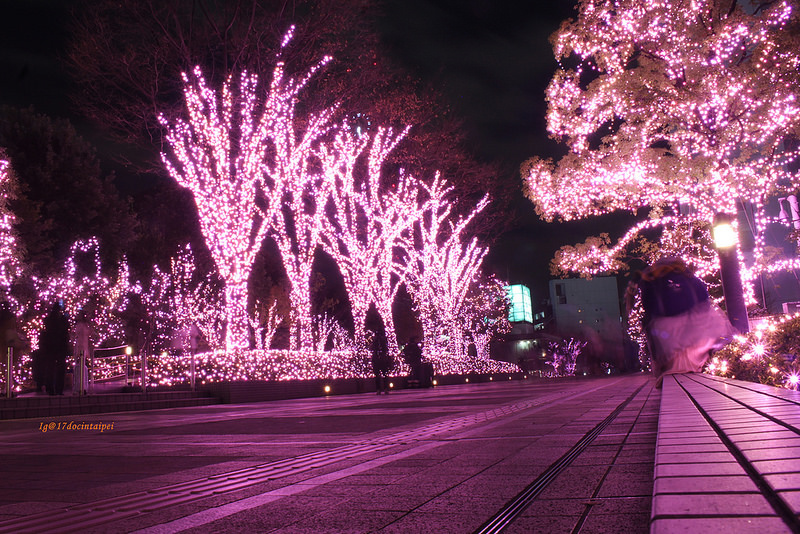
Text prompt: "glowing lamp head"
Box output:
[[712, 221, 738, 249], [323, 385, 331, 394], [125, 346, 133, 355]]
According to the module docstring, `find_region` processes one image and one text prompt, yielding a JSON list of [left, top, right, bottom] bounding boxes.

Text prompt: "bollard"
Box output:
[[89, 350, 94, 394], [190, 350, 196, 392], [78, 350, 85, 396], [141, 351, 147, 395], [5, 347, 12, 398]]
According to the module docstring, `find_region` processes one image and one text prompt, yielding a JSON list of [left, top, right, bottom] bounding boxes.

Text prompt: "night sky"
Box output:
[[0, 0, 633, 305]]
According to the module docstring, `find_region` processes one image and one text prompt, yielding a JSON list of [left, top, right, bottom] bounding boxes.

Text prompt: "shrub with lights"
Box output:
[[706, 314, 800, 389]]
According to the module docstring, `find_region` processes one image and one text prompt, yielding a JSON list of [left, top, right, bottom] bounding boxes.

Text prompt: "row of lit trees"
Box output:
[[159, 28, 506, 359], [0, 30, 511, 384], [1, 151, 509, 382]]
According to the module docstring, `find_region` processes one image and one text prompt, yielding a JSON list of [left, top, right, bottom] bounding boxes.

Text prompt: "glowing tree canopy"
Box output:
[[160, 28, 335, 350], [523, 0, 800, 281]]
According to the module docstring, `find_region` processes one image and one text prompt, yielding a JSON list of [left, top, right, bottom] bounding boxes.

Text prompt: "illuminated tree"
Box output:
[[28, 238, 134, 350], [0, 156, 23, 297], [547, 338, 585, 377], [523, 0, 800, 288], [461, 275, 511, 360], [407, 176, 489, 360], [319, 126, 425, 353], [160, 29, 336, 350], [169, 244, 220, 349]]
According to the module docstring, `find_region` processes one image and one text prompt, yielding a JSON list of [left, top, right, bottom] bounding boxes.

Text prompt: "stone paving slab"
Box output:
[[0, 375, 658, 533]]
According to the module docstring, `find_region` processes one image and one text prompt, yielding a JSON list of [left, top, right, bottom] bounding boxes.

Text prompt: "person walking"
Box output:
[[626, 257, 733, 387]]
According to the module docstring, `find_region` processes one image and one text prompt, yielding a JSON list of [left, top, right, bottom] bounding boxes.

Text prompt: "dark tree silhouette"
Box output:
[[0, 106, 136, 276]]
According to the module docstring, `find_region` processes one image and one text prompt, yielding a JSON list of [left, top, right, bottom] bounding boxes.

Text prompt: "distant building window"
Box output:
[[555, 283, 566, 305]]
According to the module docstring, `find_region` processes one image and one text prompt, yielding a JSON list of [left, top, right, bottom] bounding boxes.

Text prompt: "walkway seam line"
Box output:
[[474, 381, 648, 534]]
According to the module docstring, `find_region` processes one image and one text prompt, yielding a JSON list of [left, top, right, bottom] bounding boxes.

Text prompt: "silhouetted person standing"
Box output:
[[402, 336, 422, 382], [41, 302, 70, 395], [370, 329, 392, 394]]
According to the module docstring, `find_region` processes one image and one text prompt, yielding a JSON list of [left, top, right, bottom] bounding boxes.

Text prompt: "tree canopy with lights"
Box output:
[[160, 29, 338, 350], [523, 0, 800, 282]]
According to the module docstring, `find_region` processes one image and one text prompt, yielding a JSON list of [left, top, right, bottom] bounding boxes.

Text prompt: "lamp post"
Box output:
[[712, 213, 749, 333]]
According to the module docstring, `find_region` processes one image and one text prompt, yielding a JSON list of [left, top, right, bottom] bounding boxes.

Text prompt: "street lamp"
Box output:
[[713, 213, 749, 333]]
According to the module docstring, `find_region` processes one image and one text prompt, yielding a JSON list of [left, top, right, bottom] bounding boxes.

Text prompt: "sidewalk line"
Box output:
[[132, 440, 446, 534], [134, 377, 641, 533]]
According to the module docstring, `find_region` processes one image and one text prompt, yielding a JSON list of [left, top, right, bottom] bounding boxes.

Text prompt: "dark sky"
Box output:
[[0, 0, 631, 304], [379, 0, 636, 301]]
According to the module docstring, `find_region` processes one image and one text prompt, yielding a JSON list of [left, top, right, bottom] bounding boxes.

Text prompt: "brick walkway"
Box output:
[[653, 373, 800, 533]]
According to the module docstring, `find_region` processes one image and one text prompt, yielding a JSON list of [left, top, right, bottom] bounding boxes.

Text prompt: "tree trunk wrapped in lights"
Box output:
[[522, 0, 800, 288]]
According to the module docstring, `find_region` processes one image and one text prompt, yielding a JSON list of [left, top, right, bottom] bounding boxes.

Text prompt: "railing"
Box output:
[[88, 344, 146, 394]]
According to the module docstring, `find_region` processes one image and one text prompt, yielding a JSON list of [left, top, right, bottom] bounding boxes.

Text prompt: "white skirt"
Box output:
[[648, 301, 734, 385]]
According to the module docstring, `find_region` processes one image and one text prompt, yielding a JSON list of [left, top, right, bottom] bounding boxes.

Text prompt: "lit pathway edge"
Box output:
[[652, 373, 800, 534], [0, 377, 635, 534]]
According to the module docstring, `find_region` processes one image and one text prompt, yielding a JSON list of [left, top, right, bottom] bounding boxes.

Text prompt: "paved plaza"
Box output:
[[0, 375, 658, 533]]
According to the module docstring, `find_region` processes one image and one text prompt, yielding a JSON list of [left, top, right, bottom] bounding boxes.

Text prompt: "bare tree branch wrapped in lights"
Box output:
[[522, 0, 800, 287], [319, 126, 425, 354], [160, 27, 336, 351], [407, 176, 490, 367]]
